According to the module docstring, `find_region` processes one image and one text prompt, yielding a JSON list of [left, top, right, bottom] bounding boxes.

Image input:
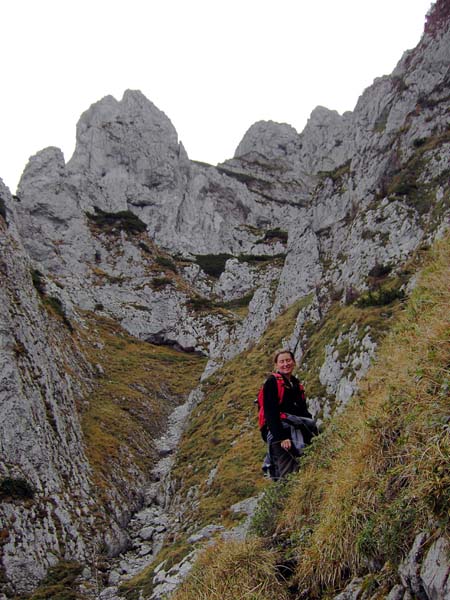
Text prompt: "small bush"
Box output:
[[263, 228, 288, 243], [187, 296, 215, 311], [0, 477, 35, 501], [237, 253, 287, 265], [0, 197, 6, 222], [413, 137, 428, 148], [44, 296, 73, 332], [368, 263, 393, 279], [151, 277, 173, 290], [343, 286, 361, 305], [250, 477, 294, 537], [195, 254, 233, 278], [30, 560, 83, 600], [86, 207, 147, 234], [220, 292, 254, 309], [31, 269, 46, 295], [357, 288, 405, 308], [155, 255, 177, 272], [139, 241, 152, 254]]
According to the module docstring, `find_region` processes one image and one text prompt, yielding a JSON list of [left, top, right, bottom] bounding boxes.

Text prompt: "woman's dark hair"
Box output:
[[273, 348, 295, 363]]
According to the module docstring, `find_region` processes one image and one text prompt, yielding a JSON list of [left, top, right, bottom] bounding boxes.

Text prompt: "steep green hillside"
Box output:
[[170, 232, 449, 599]]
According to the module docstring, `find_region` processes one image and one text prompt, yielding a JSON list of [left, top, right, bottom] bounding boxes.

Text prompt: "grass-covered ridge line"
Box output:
[[170, 232, 450, 600], [280, 232, 450, 596]]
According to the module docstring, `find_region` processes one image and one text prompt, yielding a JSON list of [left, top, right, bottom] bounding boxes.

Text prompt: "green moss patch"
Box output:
[[194, 254, 233, 278]]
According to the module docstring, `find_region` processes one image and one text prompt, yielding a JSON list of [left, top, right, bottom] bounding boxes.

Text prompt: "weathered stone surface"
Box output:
[[386, 584, 407, 600], [399, 532, 429, 600], [330, 577, 365, 599], [0, 181, 96, 592], [420, 536, 450, 600], [319, 325, 377, 410]]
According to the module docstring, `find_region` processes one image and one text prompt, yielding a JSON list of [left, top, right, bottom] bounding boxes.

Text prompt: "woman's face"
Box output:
[[275, 352, 295, 376]]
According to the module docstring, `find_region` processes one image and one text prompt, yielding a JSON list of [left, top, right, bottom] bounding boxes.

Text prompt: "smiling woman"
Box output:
[[262, 348, 317, 480]]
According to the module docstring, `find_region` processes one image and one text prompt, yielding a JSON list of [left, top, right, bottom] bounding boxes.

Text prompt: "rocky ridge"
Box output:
[[0, 1, 449, 597]]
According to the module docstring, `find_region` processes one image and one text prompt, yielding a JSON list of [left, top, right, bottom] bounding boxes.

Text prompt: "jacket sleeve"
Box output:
[[263, 376, 286, 442]]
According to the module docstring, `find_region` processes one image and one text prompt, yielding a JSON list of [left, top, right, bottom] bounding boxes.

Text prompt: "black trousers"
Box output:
[[269, 440, 299, 480]]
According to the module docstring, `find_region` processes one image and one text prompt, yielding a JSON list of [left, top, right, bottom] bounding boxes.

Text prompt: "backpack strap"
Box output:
[[272, 372, 285, 402], [273, 372, 288, 420]]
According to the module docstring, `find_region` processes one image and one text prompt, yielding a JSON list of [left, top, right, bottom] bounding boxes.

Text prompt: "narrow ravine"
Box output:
[[98, 386, 205, 600]]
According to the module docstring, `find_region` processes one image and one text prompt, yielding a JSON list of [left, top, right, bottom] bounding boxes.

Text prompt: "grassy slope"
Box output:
[[78, 313, 207, 509], [171, 233, 449, 599]]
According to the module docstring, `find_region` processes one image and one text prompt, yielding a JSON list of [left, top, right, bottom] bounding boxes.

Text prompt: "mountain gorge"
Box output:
[[0, 1, 449, 598]]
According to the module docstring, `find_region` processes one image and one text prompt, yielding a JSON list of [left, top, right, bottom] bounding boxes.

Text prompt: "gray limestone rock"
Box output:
[[386, 584, 407, 600], [399, 532, 429, 600], [420, 537, 450, 600], [330, 577, 365, 599]]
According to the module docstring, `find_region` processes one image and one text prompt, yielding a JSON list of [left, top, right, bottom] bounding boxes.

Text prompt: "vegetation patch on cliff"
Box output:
[[27, 560, 83, 600], [86, 207, 147, 235], [30, 269, 73, 331], [279, 232, 450, 596], [194, 253, 233, 278], [297, 295, 405, 410], [386, 129, 450, 219]]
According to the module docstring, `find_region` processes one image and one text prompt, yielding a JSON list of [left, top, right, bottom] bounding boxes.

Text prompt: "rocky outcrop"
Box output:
[[12, 10, 450, 359], [332, 533, 450, 600], [0, 180, 102, 593]]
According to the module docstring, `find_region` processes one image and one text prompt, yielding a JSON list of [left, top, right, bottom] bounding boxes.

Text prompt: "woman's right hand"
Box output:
[[281, 439, 291, 450]]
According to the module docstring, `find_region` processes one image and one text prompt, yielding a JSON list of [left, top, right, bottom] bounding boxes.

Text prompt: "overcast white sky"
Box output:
[[1, 0, 433, 193]]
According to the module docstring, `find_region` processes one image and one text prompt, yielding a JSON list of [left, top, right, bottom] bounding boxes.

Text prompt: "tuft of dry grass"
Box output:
[[172, 537, 290, 600]]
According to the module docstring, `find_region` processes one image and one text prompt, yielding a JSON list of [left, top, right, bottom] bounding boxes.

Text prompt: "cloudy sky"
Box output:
[[1, 0, 432, 192]]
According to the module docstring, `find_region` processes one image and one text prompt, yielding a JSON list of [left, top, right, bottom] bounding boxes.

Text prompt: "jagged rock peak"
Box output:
[[68, 89, 187, 175], [302, 105, 348, 132], [18, 146, 66, 188], [234, 120, 302, 159]]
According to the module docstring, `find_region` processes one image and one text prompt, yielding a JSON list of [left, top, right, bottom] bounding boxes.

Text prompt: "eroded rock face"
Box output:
[[0, 181, 102, 593]]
